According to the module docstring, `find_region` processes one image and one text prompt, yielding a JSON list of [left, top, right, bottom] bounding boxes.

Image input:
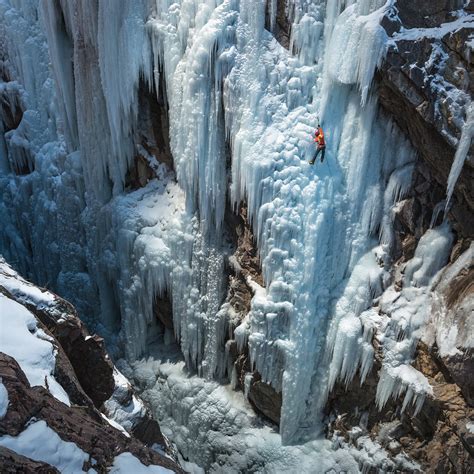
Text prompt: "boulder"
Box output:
[[248, 378, 282, 425]]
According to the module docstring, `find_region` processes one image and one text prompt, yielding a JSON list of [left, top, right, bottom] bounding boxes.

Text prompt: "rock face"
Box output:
[[265, 0, 291, 49], [325, 4, 474, 469], [328, 339, 473, 473], [0, 260, 183, 473], [326, 187, 473, 472], [395, 0, 465, 28], [225, 205, 283, 425], [0, 446, 59, 474], [18, 293, 115, 408], [126, 80, 174, 190], [377, 0, 474, 237]]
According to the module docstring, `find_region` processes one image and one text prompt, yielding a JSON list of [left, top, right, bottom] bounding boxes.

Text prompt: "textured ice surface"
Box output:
[[445, 103, 474, 212], [0, 0, 414, 442], [119, 342, 363, 473], [0, 380, 8, 418]]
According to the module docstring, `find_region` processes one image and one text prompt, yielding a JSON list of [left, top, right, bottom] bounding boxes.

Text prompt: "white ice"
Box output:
[[0, 379, 8, 418], [445, 102, 474, 213]]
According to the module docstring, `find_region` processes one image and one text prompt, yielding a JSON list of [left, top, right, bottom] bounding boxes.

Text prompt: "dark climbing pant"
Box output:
[[309, 147, 325, 164]]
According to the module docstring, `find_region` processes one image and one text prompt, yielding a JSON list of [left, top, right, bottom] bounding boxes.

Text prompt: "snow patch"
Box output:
[[111, 452, 173, 473], [0, 420, 90, 473], [0, 258, 55, 308], [0, 293, 70, 406]]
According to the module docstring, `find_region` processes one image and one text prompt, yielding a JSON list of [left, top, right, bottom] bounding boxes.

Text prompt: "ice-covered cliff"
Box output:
[[0, 0, 472, 472]]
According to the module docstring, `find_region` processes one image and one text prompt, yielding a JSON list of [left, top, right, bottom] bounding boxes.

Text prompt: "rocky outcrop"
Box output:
[[325, 228, 473, 471], [0, 353, 181, 472], [0, 261, 182, 472], [126, 80, 174, 190], [15, 294, 116, 408], [0, 446, 59, 474], [247, 374, 282, 425], [327, 340, 473, 473], [428, 243, 474, 407], [378, 0, 474, 237], [265, 0, 291, 49], [224, 205, 283, 424]]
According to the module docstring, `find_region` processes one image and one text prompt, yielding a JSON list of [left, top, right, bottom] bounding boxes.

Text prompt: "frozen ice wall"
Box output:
[[0, 0, 96, 319], [1, 0, 455, 452]]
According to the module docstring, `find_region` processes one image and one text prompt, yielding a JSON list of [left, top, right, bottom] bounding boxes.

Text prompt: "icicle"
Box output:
[[445, 102, 474, 214], [323, 1, 391, 106], [376, 365, 432, 415]]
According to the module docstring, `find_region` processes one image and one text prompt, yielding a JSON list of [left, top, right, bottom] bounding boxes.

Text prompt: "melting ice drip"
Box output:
[[0, 0, 464, 450]]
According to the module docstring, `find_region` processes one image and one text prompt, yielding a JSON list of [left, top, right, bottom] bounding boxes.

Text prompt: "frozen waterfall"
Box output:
[[0, 0, 465, 468]]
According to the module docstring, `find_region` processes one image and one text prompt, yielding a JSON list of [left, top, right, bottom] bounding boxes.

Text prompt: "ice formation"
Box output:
[[0, 0, 470, 470], [0, 380, 8, 418], [372, 223, 454, 414], [445, 102, 474, 213], [425, 242, 473, 358]]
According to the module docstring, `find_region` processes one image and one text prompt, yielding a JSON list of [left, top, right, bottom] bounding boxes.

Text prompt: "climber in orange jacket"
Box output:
[[309, 125, 326, 165]]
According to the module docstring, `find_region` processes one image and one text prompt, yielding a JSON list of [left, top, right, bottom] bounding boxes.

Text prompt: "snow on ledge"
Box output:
[[0, 420, 90, 472], [0, 258, 55, 309], [111, 452, 173, 473], [0, 293, 70, 406]]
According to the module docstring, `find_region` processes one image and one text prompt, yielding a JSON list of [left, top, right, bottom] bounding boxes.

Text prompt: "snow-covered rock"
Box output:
[[0, 260, 182, 473], [378, 0, 474, 236]]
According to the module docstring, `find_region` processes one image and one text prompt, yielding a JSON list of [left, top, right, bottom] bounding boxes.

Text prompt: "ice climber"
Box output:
[[309, 124, 326, 165]]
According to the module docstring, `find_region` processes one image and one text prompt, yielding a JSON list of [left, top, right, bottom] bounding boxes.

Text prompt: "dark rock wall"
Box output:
[[126, 79, 174, 190], [324, 2, 474, 471], [377, 0, 474, 237]]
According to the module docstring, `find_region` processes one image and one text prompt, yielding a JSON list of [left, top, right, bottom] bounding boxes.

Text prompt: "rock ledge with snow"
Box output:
[[0, 259, 183, 473]]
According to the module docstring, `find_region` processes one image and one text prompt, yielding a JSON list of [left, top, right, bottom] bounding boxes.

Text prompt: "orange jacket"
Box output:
[[314, 127, 325, 148]]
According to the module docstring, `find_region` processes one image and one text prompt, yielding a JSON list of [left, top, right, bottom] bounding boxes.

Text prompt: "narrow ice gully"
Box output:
[[0, 0, 467, 470]]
